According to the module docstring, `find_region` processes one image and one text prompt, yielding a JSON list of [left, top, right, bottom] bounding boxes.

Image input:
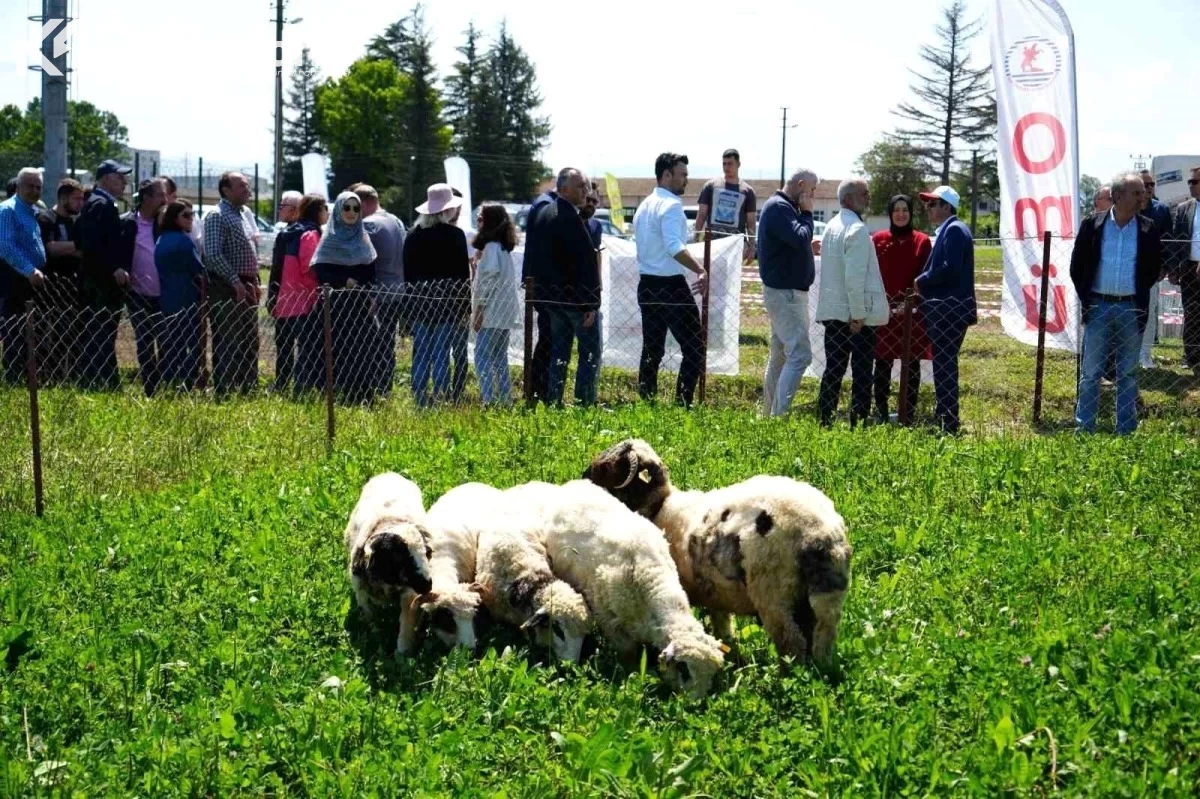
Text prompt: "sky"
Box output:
[[1, 0, 1197, 186]]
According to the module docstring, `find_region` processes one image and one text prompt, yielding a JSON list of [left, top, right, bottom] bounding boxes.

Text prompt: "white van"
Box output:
[[1151, 155, 1200, 207]]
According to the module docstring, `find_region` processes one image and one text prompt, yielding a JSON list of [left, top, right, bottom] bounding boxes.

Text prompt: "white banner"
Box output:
[[300, 153, 329, 200], [443, 157, 474, 236], [491, 234, 745, 375], [990, 0, 1080, 350]]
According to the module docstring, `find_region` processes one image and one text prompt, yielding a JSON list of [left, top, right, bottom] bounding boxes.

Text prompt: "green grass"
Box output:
[[2, 394, 1199, 796]]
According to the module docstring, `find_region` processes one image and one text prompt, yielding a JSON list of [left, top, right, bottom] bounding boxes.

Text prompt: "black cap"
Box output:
[[95, 159, 132, 179]]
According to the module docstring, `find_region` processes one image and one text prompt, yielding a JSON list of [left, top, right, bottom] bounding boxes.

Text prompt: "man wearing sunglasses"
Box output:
[[914, 185, 977, 434], [1169, 166, 1200, 375]]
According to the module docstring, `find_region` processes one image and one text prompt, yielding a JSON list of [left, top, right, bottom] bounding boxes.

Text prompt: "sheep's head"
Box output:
[[415, 583, 488, 650], [582, 439, 671, 519], [354, 522, 433, 597], [658, 634, 727, 699], [520, 580, 593, 662]]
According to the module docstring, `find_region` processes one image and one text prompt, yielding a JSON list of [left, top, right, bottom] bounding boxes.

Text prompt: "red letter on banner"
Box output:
[[1013, 113, 1067, 175], [1013, 196, 1075, 240]]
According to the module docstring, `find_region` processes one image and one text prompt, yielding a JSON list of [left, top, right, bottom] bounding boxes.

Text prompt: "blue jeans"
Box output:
[[411, 322, 453, 408], [450, 320, 469, 403], [475, 327, 512, 406], [1076, 299, 1140, 434], [548, 307, 602, 406]]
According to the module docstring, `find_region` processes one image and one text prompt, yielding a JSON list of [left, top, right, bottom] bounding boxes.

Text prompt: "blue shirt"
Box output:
[[1096, 210, 1138, 296], [633, 187, 689, 277], [0, 196, 47, 278]]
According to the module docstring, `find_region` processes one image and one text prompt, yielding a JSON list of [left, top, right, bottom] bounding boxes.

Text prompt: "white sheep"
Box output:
[[506, 479, 728, 698], [418, 482, 493, 651], [583, 439, 852, 665], [423, 482, 593, 662], [343, 471, 434, 657]]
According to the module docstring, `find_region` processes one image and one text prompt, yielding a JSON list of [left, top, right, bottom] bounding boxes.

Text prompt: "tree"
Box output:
[[892, 0, 994, 186], [313, 58, 410, 199], [1079, 174, 1101, 214], [483, 23, 552, 200], [857, 136, 933, 229], [0, 98, 128, 174], [281, 47, 324, 192], [367, 4, 451, 214]]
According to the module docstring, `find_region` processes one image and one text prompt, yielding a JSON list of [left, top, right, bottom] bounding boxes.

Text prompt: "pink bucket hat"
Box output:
[[416, 183, 464, 215]]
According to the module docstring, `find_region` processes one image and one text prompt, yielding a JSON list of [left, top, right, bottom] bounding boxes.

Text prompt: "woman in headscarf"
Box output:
[[402, 183, 470, 408], [870, 195, 933, 423], [313, 191, 378, 405]]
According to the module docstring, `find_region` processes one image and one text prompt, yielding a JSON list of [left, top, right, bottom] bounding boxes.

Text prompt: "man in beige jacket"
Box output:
[[815, 178, 887, 426]]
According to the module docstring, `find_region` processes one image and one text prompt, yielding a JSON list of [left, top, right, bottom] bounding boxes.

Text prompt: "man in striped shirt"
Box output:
[[203, 170, 261, 396], [0, 168, 47, 383]]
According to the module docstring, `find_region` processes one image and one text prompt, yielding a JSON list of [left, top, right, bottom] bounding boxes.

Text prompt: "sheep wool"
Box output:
[[512, 479, 726, 698], [420, 482, 495, 650], [343, 472, 434, 656], [584, 439, 852, 665]]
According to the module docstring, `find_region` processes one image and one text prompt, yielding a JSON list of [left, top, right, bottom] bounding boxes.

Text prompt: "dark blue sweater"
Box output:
[[154, 231, 204, 315], [756, 191, 815, 291]]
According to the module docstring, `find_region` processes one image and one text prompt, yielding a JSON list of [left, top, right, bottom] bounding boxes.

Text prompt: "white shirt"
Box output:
[[633, 187, 688, 277], [1191, 202, 1200, 262]]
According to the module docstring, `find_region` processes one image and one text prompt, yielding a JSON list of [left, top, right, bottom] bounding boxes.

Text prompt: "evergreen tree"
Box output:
[[482, 23, 551, 201], [281, 47, 324, 192], [891, 0, 994, 186]]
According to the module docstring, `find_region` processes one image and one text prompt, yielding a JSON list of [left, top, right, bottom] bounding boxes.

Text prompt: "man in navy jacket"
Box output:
[[916, 185, 976, 434]]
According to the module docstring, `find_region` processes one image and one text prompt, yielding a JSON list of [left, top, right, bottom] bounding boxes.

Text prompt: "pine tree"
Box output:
[[891, 0, 994, 186], [483, 23, 551, 200], [281, 47, 323, 192], [367, 4, 450, 213]]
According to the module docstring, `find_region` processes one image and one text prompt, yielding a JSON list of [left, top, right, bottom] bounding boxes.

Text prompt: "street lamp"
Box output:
[[273, 2, 303, 222]]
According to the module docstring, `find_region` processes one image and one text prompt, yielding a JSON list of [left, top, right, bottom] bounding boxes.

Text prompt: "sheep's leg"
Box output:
[[709, 611, 736, 645], [395, 592, 420, 657]]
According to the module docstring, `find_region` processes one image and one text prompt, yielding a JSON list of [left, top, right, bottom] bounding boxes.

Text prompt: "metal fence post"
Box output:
[[899, 288, 915, 426], [322, 286, 336, 451], [198, 157, 204, 212], [698, 229, 713, 404], [523, 277, 535, 407], [24, 301, 44, 517], [197, 275, 210, 391], [254, 163, 260, 220], [1033, 231, 1053, 425]]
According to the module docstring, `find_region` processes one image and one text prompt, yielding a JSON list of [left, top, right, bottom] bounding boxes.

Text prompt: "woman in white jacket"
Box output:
[[470, 204, 522, 406], [815, 178, 888, 427]]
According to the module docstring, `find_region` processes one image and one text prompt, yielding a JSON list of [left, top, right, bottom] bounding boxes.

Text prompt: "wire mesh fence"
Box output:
[[2, 230, 1198, 515]]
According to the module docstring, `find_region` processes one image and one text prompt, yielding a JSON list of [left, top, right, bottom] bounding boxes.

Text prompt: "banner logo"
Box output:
[[1003, 36, 1061, 92]]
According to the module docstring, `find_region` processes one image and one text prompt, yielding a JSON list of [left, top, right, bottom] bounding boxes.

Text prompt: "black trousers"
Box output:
[[818, 320, 875, 426], [1181, 267, 1200, 370], [531, 303, 552, 403], [637, 274, 703, 406], [127, 292, 162, 397], [274, 313, 322, 394], [873, 358, 920, 423], [77, 296, 121, 391]]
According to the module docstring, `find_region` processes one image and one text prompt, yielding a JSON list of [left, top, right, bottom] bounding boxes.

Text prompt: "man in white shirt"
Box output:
[[632, 153, 708, 406]]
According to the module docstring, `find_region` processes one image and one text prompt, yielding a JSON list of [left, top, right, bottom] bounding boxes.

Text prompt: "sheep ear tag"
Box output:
[[718, 643, 732, 654], [638, 469, 652, 484]]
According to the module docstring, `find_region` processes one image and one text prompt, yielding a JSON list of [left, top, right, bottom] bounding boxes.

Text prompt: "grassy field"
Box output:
[[2, 392, 1199, 796]]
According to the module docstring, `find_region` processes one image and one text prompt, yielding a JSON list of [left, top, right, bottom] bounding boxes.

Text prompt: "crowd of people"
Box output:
[[1, 154, 1197, 433]]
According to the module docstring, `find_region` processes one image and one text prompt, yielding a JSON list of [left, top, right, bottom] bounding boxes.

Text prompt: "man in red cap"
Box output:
[[915, 185, 976, 434]]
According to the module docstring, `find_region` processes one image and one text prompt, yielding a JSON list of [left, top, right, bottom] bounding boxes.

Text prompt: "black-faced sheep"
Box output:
[[506, 479, 728, 698], [583, 439, 852, 665], [343, 472, 434, 657]]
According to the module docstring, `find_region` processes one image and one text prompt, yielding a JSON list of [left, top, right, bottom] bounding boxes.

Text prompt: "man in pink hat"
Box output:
[[915, 185, 976, 434]]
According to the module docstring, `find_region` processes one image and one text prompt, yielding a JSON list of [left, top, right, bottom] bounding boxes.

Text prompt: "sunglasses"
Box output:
[[1189, 179, 1199, 186], [180, 211, 194, 218], [1143, 182, 1156, 188], [343, 203, 361, 213]]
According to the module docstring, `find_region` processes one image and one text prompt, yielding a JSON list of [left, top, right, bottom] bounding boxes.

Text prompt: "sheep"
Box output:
[[423, 482, 593, 662], [418, 482, 493, 651], [583, 439, 852, 665], [505, 479, 728, 698], [343, 471, 434, 657]]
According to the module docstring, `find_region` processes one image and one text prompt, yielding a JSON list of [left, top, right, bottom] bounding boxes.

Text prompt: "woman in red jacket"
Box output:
[[870, 195, 932, 423]]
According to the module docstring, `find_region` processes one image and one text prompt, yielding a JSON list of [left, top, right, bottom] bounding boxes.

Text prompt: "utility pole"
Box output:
[[273, 0, 285, 223], [779, 108, 788, 189], [38, 0, 70, 187], [969, 149, 980, 236]]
